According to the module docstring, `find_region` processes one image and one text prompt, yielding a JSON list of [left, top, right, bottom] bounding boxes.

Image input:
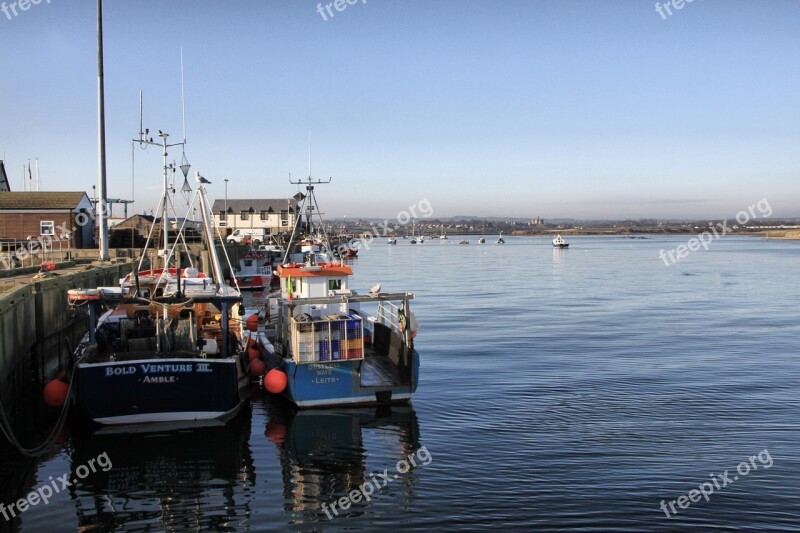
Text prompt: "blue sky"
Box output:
[[1, 0, 798, 219]]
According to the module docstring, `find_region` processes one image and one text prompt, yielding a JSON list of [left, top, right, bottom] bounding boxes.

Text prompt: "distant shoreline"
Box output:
[[393, 229, 800, 240]]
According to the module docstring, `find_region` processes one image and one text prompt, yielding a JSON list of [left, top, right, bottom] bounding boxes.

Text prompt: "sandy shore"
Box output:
[[762, 230, 800, 240]]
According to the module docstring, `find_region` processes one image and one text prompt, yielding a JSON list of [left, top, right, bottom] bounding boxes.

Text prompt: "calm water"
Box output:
[[4, 235, 800, 532]]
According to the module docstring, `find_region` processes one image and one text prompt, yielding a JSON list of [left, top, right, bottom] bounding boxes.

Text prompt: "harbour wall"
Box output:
[[0, 260, 134, 452]]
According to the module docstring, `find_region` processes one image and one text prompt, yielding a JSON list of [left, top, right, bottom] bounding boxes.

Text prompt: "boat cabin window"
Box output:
[[244, 259, 253, 267], [328, 279, 342, 291]]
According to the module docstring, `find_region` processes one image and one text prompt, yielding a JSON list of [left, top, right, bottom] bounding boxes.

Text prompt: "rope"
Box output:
[[0, 337, 78, 457]]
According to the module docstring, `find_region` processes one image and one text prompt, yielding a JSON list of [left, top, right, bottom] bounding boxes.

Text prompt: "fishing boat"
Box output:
[[332, 223, 359, 258], [257, 177, 420, 408], [387, 237, 397, 245], [552, 235, 569, 248], [333, 237, 359, 258], [496, 232, 505, 244], [458, 239, 469, 245], [63, 133, 251, 425], [231, 250, 280, 291]]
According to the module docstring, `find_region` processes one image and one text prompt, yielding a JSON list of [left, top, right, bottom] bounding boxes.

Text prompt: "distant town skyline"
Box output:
[[1, 1, 798, 220]]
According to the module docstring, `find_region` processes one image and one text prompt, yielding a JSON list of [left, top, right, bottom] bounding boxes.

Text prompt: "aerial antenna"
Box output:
[[308, 129, 312, 178], [180, 48, 187, 143], [138, 90, 143, 142]]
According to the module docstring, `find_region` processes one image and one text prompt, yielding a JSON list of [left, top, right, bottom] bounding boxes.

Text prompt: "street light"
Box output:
[[223, 178, 229, 234]]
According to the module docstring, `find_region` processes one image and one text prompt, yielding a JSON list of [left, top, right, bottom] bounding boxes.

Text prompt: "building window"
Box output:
[[281, 210, 289, 227], [260, 210, 268, 221], [219, 211, 227, 221], [40, 221, 55, 236], [240, 211, 248, 221]]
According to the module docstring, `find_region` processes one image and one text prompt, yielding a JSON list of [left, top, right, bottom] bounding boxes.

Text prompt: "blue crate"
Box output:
[[318, 340, 331, 361]]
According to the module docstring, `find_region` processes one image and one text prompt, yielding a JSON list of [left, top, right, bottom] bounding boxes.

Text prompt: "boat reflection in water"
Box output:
[[264, 401, 423, 523], [67, 405, 255, 531]]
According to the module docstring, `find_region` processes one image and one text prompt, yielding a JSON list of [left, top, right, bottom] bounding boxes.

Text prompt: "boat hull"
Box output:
[[233, 274, 272, 291], [74, 357, 250, 425], [268, 352, 420, 408]]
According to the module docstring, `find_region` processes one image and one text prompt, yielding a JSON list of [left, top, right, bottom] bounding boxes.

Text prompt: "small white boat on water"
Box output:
[[552, 235, 569, 248], [496, 232, 505, 244]]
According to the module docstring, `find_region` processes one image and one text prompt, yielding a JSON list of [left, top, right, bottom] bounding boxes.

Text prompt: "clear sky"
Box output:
[[1, 0, 798, 220]]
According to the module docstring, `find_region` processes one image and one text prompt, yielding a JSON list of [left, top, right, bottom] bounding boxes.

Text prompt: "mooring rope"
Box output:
[[0, 337, 78, 457]]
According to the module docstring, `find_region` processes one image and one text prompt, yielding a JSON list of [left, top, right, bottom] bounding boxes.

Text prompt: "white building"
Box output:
[[212, 198, 298, 234]]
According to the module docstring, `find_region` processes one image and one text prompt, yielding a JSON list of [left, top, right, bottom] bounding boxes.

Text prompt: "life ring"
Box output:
[[67, 288, 101, 304]]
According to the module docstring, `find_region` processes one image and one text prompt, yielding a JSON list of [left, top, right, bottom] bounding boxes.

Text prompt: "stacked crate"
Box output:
[[292, 318, 316, 363], [291, 314, 364, 363], [343, 314, 363, 360]]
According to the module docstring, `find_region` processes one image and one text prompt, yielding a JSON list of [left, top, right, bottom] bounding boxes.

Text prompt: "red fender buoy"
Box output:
[[249, 358, 266, 378], [43, 379, 69, 408], [264, 369, 288, 394]]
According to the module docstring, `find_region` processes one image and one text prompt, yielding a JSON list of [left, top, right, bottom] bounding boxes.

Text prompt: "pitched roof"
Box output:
[[0, 161, 9, 191], [211, 198, 296, 214], [0, 191, 88, 210]]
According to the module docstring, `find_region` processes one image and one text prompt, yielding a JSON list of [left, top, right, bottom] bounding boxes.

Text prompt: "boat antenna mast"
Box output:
[[133, 125, 190, 271], [284, 173, 333, 263]]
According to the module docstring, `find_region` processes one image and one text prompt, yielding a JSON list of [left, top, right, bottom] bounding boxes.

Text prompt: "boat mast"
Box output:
[[133, 127, 189, 271]]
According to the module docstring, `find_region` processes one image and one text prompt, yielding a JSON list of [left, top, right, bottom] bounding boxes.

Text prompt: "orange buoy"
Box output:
[[246, 314, 259, 332], [249, 358, 266, 378], [248, 345, 261, 360], [264, 369, 288, 394], [43, 379, 69, 407]]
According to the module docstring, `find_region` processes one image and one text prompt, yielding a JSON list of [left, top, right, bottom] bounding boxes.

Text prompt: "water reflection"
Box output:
[[68, 406, 255, 532], [263, 401, 421, 523]]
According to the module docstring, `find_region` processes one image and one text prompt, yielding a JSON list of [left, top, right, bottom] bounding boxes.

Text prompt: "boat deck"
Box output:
[[360, 354, 406, 387]]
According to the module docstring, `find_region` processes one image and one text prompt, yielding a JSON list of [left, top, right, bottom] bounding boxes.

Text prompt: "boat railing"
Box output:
[[377, 300, 404, 333]]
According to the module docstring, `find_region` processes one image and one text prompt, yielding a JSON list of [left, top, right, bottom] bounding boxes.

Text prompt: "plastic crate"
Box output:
[[346, 348, 363, 360], [330, 340, 341, 360], [319, 340, 331, 361]]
